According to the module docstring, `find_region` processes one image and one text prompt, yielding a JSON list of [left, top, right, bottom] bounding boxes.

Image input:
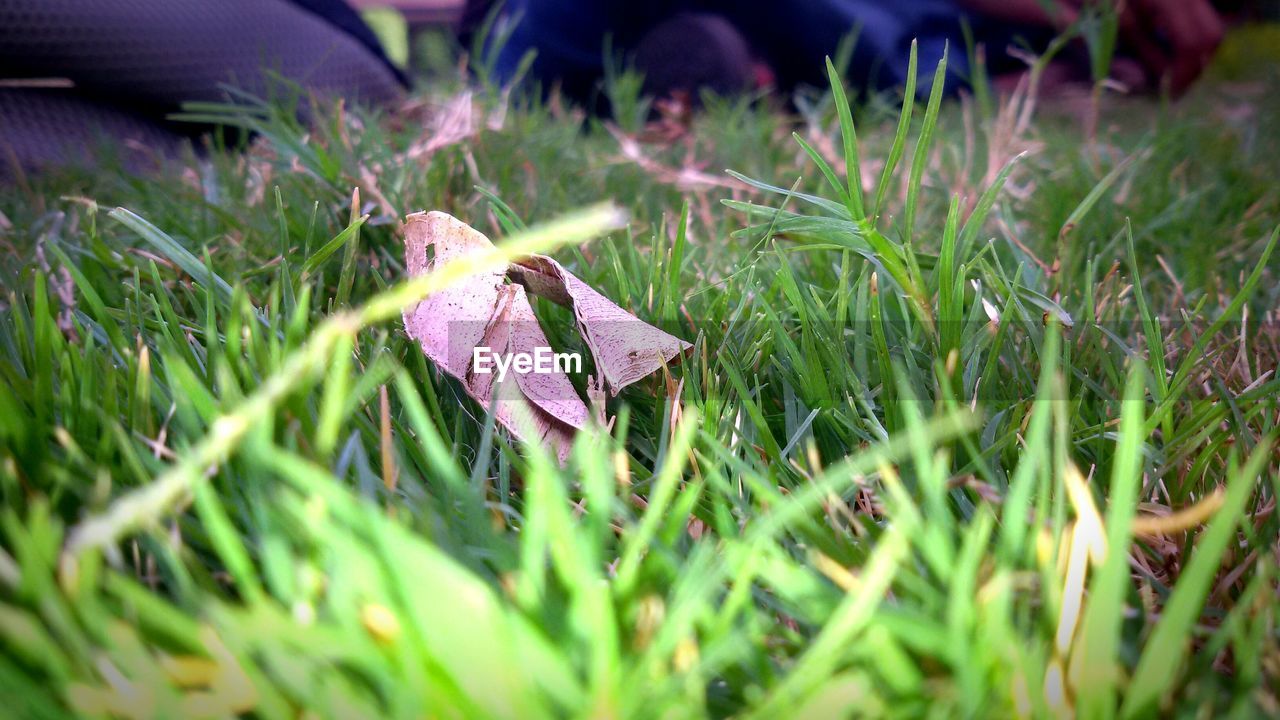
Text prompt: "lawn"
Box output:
[[1, 34, 1278, 719]]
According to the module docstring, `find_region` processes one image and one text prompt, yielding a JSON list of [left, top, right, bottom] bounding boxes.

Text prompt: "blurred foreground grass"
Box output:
[[1, 32, 1279, 719]]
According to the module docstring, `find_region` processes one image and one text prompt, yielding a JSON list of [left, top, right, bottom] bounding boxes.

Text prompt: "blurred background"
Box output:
[[2, 0, 1279, 175]]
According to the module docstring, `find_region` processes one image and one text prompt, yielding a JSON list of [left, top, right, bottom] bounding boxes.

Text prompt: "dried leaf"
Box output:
[[464, 284, 579, 461], [402, 211, 504, 377], [403, 211, 687, 462], [503, 285, 589, 429], [510, 255, 693, 395]]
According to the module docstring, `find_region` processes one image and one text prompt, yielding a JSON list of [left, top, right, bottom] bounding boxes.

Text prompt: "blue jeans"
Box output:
[[489, 0, 1053, 98]]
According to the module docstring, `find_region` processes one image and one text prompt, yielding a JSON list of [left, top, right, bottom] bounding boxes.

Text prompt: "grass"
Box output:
[[1, 33, 1279, 718]]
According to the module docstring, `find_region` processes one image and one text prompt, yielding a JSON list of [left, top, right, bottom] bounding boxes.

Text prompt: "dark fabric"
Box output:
[[487, 0, 1056, 98], [289, 0, 409, 84], [0, 0, 406, 174], [633, 13, 753, 97], [0, 0, 406, 112], [0, 88, 187, 177]]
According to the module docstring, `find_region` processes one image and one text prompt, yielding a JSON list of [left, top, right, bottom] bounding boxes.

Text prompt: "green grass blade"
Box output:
[[1121, 437, 1274, 718], [825, 56, 865, 220], [872, 39, 918, 224], [1074, 363, 1147, 716], [903, 46, 948, 243]]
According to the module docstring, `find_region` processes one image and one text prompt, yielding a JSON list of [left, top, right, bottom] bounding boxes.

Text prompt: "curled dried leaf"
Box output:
[[510, 255, 692, 395], [402, 211, 504, 376], [402, 211, 691, 460], [504, 285, 589, 429], [465, 285, 580, 461]]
